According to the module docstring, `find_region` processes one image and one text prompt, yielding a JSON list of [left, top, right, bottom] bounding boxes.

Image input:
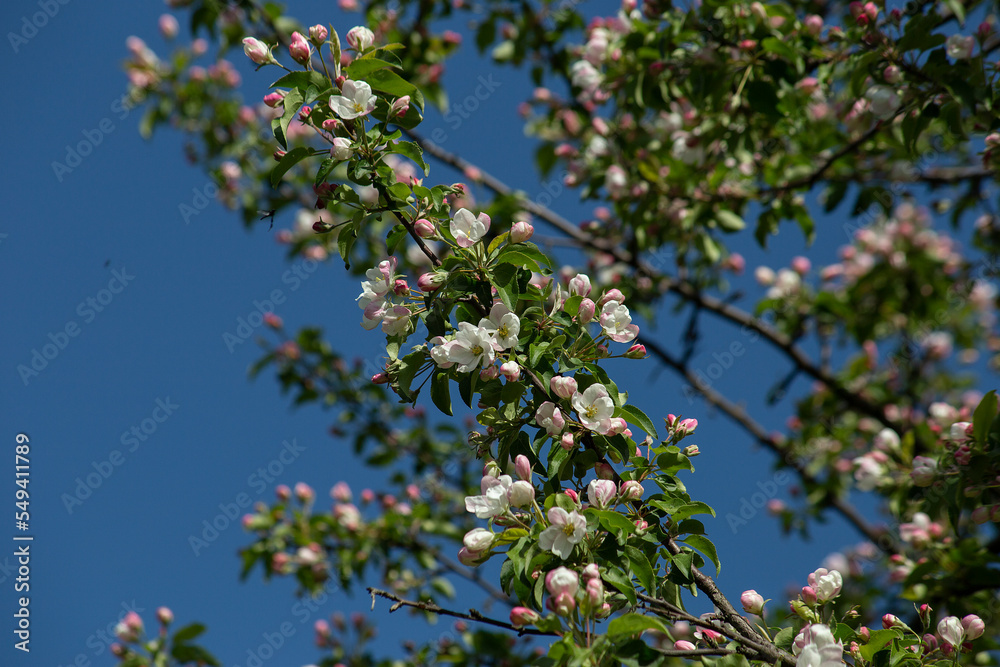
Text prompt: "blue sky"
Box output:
[[1, 1, 896, 665]]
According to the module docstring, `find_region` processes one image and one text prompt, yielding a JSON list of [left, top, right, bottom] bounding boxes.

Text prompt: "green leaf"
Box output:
[[496, 249, 543, 272], [681, 534, 720, 576], [269, 70, 329, 92], [671, 501, 716, 522], [172, 623, 207, 643], [274, 88, 303, 149], [618, 404, 658, 439], [973, 389, 997, 446], [716, 210, 746, 232], [389, 140, 429, 176], [395, 349, 425, 401], [492, 263, 521, 311], [314, 157, 337, 188], [591, 509, 637, 541], [385, 224, 407, 254], [430, 370, 452, 416], [760, 37, 798, 62], [746, 80, 781, 119], [861, 629, 899, 661], [774, 627, 795, 651], [366, 69, 421, 102], [607, 613, 669, 638], [347, 57, 400, 78], [601, 565, 637, 606], [623, 546, 656, 594], [270, 147, 314, 188]]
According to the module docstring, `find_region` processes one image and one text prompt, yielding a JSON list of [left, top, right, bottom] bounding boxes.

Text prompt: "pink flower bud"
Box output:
[[500, 361, 521, 381], [264, 90, 285, 109], [598, 288, 625, 308], [289, 31, 312, 64], [309, 24, 328, 42], [684, 445, 700, 457], [263, 312, 283, 328], [273, 149, 286, 161], [801, 586, 817, 605], [582, 563, 600, 580], [508, 480, 534, 507], [156, 607, 173, 625], [480, 365, 499, 381], [741, 590, 764, 614], [675, 640, 697, 651], [883, 614, 902, 629], [298, 105, 312, 122], [595, 462, 614, 479], [625, 343, 646, 359], [587, 479, 617, 509], [393, 278, 409, 296], [159, 14, 179, 40], [294, 482, 315, 502], [414, 218, 436, 238], [457, 546, 483, 566], [346, 26, 375, 51], [330, 137, 353, 160], [962, 615, 985, 640], [515, 454, 532, 481], [275, 484, 291, 501], [550, 375, 578, 399], [417, 272, 447, 292], [922, 634, 938, 651], [791, 256, 811, 275], [331, 481, 352, 502], [560, 432, 575, 450], [242, 37, 272, 65], [510, 607, 541, 628], [510, 221, 534, 243], [564, 488, 579, 503], [371, 372, 389, 384], [322, 119, 339, 131], [578, 298, 596, 324], [390, 95, 411, 117], [619, 480, 644, 501], [634, 518, 648, 531]]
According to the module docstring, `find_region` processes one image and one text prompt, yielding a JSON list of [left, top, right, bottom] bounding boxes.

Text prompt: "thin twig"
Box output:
[[367, 587, 558, 636]]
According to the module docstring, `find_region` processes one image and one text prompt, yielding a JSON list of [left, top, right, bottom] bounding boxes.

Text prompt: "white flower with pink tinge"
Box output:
[[464, 475, 513, 519], [329, 80, 377, 120], [539, 507, 587, 559], [599, 301, 639, 342], [357, 258, 396, 330], [450, 208, 491, 247], [572, 384, 615, 432]]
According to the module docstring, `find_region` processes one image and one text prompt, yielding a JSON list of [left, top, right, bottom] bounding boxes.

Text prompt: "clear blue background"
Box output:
[[3, 1, 879, 665]]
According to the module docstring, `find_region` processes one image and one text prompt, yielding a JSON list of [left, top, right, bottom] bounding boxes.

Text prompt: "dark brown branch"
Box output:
[[637, 335, 899, 554], [405, 129, 899, 435], [367, 587, 558, 636]]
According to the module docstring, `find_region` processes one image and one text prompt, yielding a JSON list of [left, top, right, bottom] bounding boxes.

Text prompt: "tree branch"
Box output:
[[367, 587, 558, 636]]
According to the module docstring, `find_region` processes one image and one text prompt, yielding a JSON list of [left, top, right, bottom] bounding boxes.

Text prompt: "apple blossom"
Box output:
[[515, 454, 532, 481], [578, 298, 596, 324], [572, 383, 614, 432], [308, 24, 328, 42], [808, 568, 842, 602], [478, 303, 520, 349], [550, 375, 578, 399], [854, 454, 885, 491], [938, 616, 965, 647], [380, 305, 411, 337], [450, 208, 491, 247], [242, 37, 273, 65], [597, 288, 625, 308], [560, 432, 575, 450], [946, 34, 975, 60], [329, 80, 377, 120], [510, 221, 533, 243], [508, 480, 534, 507], [962, 614, 985, 641], [465, 474, 513, 518], [535, 401, 566, 435], [445, 322, 496, 372], [674, 641, 697, 651], [263, 91, 285, 108], [510, 607, 540, 628], [389, 95, 411, 117], [599, 301, 639, 342], [539, 507, 587, 558], [330, 137, 353, 160], [289, 31, 311, 63], [294, 482, 315, 502], [418, 272, 446, 292], [793, 624, 844, 667], [156, 607, 174, 625], [545, 565, 579, 598], [499, 361, 520, 381], [414, 219, 435, 238], [587, 479, 617, 509], [463, 527, 494, 552], [569, 273, 592, 297], [624, 343, 646, 359], [346, 26, 374, 51], [619, 480, 643, 501], [866, 85, 899, 120], [741, 590, 764, 615], [457, 547, 484, 566]]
